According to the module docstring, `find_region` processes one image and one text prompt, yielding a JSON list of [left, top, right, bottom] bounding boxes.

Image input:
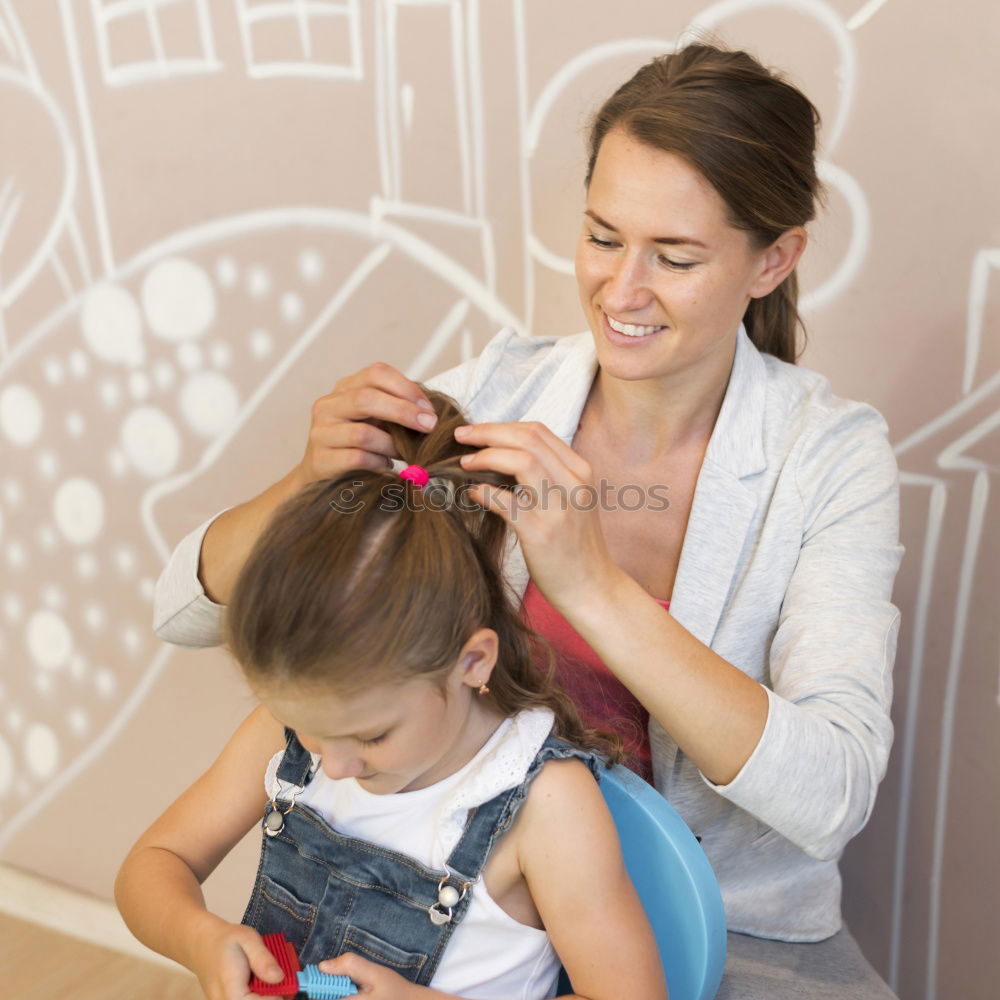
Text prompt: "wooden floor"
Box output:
[[1, 913, 204, 1000]]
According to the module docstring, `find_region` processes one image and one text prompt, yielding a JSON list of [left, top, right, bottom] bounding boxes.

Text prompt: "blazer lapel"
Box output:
[[501, 334, 599, 603], [668, 327, 768, 647]]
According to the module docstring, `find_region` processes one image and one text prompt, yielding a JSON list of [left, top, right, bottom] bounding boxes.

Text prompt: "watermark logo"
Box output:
[[328, 479, 670, 519]]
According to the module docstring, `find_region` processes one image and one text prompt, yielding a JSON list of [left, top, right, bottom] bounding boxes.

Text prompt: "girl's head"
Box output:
[[225, 391, 618, 790], [580, 42, 822, 365]]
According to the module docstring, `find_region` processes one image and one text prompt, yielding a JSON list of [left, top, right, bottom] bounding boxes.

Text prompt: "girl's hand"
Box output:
[[317, 953, 422, 998], [454, 421, 618, 609], [189, 918, 287, 1000], [293, 363, 438, 490]]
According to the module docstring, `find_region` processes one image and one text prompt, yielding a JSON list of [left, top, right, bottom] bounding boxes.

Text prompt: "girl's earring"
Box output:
[[477, 682, 490, 696]]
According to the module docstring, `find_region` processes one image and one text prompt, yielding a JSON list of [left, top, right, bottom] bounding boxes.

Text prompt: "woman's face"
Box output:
[[575, 127, 778, 389]]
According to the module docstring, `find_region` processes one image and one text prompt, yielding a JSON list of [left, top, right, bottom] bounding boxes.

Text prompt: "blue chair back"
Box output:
[[558, 764, 727, 1000]]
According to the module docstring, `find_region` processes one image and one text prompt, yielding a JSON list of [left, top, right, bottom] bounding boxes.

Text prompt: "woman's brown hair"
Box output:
[[225, 390, 623, 762], [585, 42, 823, 363]]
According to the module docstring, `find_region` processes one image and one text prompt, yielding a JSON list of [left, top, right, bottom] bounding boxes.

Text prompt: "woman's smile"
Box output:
[[602, 309, 667, 344]]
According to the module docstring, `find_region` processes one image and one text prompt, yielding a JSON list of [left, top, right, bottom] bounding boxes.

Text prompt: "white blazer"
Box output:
[[153, 325, 903, 941]]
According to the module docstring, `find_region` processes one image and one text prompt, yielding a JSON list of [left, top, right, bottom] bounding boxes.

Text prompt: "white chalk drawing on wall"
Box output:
[[0, 56, 79, 327], [0, 0, 529, 852], [891, 246, 1000, 1000], [374, 0, 494, 291], [89, 0, 221, 87], [234, 0, 363, 81], [847, 0, 893, 31]]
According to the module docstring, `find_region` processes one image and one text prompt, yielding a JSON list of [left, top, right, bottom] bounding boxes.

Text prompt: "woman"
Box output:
[[155, 44, 902, 998]]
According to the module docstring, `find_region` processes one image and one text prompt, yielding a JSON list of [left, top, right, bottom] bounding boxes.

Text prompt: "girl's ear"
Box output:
[[457, 627, 499, 688]]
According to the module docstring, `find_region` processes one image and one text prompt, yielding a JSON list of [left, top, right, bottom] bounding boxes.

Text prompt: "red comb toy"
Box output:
[[249, 932, 301, 996]]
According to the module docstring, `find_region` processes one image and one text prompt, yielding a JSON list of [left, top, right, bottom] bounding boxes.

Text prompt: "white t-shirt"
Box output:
[[265, 708, 562, 1000]]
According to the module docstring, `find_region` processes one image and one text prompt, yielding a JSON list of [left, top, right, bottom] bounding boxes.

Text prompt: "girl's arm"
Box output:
[[114, 705, 287, 999], [517, 758, 668, 1000]]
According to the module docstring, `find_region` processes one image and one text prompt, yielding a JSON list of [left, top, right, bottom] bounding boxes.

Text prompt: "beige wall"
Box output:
[[0, 2, 997, 998]]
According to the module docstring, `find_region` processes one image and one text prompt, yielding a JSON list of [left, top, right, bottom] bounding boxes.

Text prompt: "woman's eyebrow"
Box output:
[[584, 209, 710, 249]]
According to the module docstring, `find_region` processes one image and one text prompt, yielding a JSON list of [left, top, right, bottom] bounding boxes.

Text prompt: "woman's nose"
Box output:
[[603, 254, 652, 313]]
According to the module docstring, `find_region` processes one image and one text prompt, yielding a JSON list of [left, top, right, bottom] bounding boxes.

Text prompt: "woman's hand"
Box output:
[[293, 363, 439, 490], [188, 917, 287, 1000], [453, 421, 618, 610], [317, 953, 424, 998]]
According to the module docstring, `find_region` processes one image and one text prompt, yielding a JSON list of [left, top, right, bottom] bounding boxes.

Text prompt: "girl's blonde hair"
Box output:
[[225, 390, 623, 762]]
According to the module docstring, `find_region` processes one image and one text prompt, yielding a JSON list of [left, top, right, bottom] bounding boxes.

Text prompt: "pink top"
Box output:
[[520, 580, 670, 785]]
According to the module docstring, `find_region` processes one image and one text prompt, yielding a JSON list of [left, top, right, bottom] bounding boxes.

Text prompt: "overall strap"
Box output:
[[273, 728, 316, 792], [443, 735, 605, 881]]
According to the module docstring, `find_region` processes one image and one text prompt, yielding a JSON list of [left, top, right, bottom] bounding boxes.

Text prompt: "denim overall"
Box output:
[[242, 726, 603, 985]]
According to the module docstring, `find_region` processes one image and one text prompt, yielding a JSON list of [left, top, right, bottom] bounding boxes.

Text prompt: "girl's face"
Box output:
[[257, 632, 498, 796], [574, 127, 792, 390]]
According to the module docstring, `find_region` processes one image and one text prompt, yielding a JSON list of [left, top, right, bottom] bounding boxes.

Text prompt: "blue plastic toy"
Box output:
[[297, 964, 359, 999]]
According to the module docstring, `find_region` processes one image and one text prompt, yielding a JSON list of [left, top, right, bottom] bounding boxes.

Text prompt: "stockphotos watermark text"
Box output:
[[328, 479, 670, 520]]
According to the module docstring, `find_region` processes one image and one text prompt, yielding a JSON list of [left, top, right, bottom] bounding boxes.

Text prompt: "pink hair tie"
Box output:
[[399, 464, 430, 488]]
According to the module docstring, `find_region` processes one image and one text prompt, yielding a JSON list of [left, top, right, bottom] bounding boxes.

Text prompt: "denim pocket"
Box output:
[[342, 925, 427, 978], [251, 872, 319, 953]]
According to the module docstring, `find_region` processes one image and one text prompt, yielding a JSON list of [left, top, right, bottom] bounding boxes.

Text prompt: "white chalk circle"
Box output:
[[53, 476, 105, 545], [24, 723, 59, 780], [27, 609, 72, 671], [68, 349, 89, 378], [38, 449, 59, 480], [68, 708, 89, 738], [81, 283, 144, 367], [246, 265, 272, 299], [177, 341, 203, 371], [0, 384, 44, 446], [83, 602, 105, 631], [249, 329, 272, 358], [143, 258, 216, 340], [152, 359, 175, 390], [120, 406, 181, 478], [180, 371, 239, 437], [128, 371, 151, 401], [95, 667, 117, 698], [281, 292, 303, 324], [0, 736, 11, 797], [3, 593, 22, 622], [216, 256, 238, 288], [43, 357, 64, 385], [75, 552, 98, 580], [299, 249, 324, 283]]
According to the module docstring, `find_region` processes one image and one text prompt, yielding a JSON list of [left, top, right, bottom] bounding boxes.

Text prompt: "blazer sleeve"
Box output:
[[703, 402, 904, 861], [151, 508, 234, 647], [151, 329, 522, 648]]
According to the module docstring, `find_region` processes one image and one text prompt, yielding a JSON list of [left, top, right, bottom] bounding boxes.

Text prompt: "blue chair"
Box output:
[[558, 764, 727, 1000]]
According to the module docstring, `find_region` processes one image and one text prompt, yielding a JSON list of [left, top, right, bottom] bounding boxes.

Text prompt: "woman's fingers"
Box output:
[[455, 421, 591, 481], [325, 363, 437, 433], [296, 362, 439, 486], [307, 417, 398, 469]]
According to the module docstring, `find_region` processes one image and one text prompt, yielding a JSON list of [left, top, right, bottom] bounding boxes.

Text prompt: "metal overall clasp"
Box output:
[[427, 864, 478, 926], [263, 781, 304, 838]]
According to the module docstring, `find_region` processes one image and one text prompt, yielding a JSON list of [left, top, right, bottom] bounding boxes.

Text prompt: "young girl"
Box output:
[[115, 391, 667, 1000]]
